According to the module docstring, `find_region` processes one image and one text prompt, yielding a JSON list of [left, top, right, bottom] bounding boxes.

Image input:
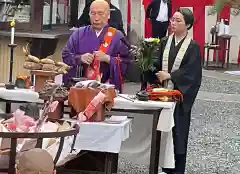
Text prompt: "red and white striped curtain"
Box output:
[[141, 0, 240, 64]]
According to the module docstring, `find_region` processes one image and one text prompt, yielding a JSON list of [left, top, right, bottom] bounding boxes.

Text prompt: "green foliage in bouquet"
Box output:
[[208, 0, 240, 16], [132, 38, 160, 73]]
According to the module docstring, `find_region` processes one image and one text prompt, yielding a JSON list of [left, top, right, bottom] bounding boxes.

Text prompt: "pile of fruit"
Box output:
[[22, 44, 70, 74]]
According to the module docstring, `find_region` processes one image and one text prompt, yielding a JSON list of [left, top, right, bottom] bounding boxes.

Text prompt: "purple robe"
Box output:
[[62, 25, 131, 92]]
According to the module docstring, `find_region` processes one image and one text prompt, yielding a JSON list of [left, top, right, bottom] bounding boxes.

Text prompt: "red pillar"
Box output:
[[142, 0, 152, 38], [127, 0, 131, 25]]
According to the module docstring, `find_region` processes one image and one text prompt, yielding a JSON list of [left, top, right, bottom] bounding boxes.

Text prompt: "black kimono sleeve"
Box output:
[[170, 42, 202, 105]]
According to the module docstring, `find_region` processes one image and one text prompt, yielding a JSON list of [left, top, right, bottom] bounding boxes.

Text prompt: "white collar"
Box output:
[[174, 34, 186, 46], [96, 28, 103, 37]]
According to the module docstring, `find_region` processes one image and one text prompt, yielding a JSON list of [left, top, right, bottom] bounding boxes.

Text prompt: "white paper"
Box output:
[[108, 116, 127, 122], [224, 71, 240, 76], [55, 74, 63, 85], [46, 136, 80, 166], [41, 122, 59, 149]]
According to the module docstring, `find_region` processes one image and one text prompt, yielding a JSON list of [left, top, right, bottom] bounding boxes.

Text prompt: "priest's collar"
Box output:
[[91, 24, 109, 32], [174, 33, 187, 46], [96, 28, 104, 37]]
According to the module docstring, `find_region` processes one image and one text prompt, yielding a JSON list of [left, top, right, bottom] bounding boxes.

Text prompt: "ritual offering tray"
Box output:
[[147, 88, 183, 102], [39, 81, 68, 119], [22, 43, 71, 92], [68, 80, 116, 122]]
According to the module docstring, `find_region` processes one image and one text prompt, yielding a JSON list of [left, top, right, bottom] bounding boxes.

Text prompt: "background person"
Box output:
[[77, 0, 126, 35], [146, 0, 172, 38]]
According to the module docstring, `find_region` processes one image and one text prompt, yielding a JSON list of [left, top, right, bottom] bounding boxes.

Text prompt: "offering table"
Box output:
[[111, 95, 175, 174], [61, 94, 175, 174]]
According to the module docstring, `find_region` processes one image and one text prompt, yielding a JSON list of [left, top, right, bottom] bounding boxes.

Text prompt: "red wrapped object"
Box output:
[[78, 92, 106, 122], [68, 87, 116, 122], [147, 88, 183, 102]]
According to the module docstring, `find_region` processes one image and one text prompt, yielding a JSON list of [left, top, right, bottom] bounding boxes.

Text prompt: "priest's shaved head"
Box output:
[[16, 148, 55, 174], [89, 0, 110, 31]]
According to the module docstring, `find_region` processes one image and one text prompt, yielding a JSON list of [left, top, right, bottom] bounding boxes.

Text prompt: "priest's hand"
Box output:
[[94, 51, 110, 63], [80, 53, 94, 65], [155, 71, 171, 83]]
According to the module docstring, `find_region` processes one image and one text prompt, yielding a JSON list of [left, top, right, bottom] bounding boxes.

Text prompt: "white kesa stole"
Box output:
[[158, 33, 192, 168], [162, 33, 192, 89]]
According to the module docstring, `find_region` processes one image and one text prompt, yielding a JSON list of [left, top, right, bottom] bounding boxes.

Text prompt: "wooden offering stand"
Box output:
[[68, 87, 116, 122], [0, 113, 79, 174], [41, 96, 67, 120], [30, 70, 58, 92]]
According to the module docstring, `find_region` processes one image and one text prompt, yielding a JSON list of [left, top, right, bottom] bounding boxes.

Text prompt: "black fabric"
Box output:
[[149, 36, 202, 174], [146, 36, 202, 155], [146, 0, 172, 20], [152, 20, 169, 38], [162, 154, 187, 174], [77, 3, 126, 36], [177, 8, 194, 30]]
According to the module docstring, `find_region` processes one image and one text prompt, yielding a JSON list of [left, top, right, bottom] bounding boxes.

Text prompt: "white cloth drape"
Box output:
[[115, 95, 176, 168]]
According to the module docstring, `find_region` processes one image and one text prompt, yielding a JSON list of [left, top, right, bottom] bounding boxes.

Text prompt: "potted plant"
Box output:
[[131, 38, 160, 90]]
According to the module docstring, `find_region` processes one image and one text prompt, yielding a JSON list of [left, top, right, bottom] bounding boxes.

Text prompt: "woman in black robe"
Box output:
[[147, 8, 202, 174]]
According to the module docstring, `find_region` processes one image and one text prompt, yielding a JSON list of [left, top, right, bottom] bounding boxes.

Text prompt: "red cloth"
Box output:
[[171, 0, 214, 57], [237, 47, 240, 64], [127, 0, 131, 24], [142, 0, 238, 62], [142, 0, 152, 38], [170, 0, 231, 60]]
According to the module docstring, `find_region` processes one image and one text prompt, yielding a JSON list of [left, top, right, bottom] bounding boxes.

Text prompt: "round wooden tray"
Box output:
[[0, 113, 79, 174], [30, 70, 59, 77]]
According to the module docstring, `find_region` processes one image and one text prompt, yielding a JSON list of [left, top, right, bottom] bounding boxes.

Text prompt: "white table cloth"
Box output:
[[0, 88, 39, 102], [63, 118, 132, 153], [0, 88, 39, 113], [48, 118, 132, 166], [114, 94, 176, 168]]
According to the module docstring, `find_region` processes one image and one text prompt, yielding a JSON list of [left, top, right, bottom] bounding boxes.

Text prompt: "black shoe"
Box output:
[[162, 168, 174, 174]]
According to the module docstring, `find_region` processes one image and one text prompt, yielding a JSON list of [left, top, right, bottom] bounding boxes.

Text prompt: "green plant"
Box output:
[[208, 0, 240, 15], [132, 38, 160, 73]]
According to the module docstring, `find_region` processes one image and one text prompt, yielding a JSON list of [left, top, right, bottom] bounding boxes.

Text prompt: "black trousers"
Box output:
[[162, 153, 187, 174], [152, 20, 169, 39]]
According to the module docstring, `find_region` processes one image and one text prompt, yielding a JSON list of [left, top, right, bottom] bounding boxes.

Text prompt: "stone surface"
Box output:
[[118, 99, 240, 174], [117, 72, 240, 174], [200, 76, 240, 94]]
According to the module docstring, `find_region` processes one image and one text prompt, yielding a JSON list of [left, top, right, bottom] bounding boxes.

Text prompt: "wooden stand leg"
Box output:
[[149, 110, 161, 174], [35, 75, 54, 92]]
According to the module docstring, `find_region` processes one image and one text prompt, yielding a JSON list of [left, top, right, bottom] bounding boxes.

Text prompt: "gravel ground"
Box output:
[[117, 75, 240, 174], [200, 76, 240, 94], [118, 100, 240, 174]]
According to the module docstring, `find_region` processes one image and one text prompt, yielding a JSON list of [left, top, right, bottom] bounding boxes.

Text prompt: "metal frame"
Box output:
[[1, 99, 163, 174], [110, 108, 162, 174], [0, 113, 79, 174]]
